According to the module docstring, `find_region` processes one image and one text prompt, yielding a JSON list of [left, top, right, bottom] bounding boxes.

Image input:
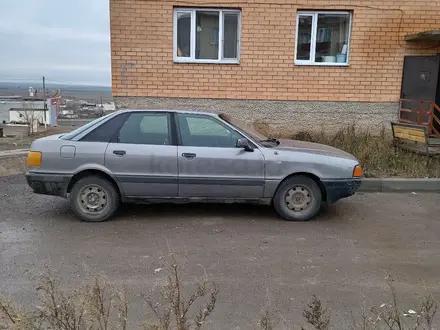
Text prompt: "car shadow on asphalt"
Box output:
[[109, 202, 343, 224], [37, 198, 345, 225]]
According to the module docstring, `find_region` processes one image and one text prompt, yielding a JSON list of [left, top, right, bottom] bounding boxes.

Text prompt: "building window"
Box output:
[[295, 11, 352, 66], [174, 8, 241, 64]]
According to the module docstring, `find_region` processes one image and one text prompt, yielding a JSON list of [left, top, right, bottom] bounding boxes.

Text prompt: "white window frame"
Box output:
[[173, 8, 241, 64], [294, 11, 352, 66]]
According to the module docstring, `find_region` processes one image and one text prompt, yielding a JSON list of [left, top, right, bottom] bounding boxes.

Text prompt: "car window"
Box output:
[[60, 113, 114, 140], [139, 115, 168, 134], [80, 113, 129, 142], [177, 114, 240, 148], [118, 113, 170, 145]]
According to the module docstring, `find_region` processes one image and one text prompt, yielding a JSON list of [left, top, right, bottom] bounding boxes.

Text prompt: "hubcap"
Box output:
[[79, 185, 108, 213], [285, 186, 312, 212]]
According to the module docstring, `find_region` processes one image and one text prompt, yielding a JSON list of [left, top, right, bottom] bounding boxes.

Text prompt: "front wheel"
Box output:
[[273, 176, 322, 221], [69, 176, 120, 222]]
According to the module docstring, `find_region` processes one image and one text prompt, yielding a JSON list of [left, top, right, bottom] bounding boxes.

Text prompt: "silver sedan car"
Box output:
[[25, 110, 362, 222]]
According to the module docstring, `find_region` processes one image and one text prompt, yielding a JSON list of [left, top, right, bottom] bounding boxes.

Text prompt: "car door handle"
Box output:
[[182, 153, 196, 159], [113, 150, 126, 156]]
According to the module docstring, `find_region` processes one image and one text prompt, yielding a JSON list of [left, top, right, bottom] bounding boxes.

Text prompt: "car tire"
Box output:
[[273, 175, 322, 221], [69, 176, 120, 222]]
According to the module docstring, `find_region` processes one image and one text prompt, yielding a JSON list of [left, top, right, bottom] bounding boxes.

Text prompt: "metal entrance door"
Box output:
[[400, 56, 440, 126]]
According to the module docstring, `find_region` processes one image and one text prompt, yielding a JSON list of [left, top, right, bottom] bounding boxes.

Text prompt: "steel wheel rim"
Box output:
[[78, 185, 108, 215], [285, 185, 312, 212]]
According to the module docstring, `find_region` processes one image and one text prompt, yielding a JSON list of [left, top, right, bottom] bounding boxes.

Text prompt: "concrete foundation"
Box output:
[[114, 97, 399, 136]]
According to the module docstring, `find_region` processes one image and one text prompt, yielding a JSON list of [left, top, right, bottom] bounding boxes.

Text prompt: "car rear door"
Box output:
[[176, 113, 265, 198], [105, 112, 178, 197]]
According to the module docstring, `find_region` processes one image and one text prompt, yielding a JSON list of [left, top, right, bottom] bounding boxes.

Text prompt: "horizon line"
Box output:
[[0, 80, 111, 88]]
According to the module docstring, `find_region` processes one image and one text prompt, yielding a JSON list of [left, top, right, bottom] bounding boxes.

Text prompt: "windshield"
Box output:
[[60, 113, 114, 140], [219, 113, 268, 142]]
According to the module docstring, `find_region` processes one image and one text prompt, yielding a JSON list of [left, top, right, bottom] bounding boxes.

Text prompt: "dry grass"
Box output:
[[302, 295, 331, 330], [0, 253, 219, 330], [0, 274, 128, 330], [0, 262, 438, 330], [257, 123, 440, 178], [346, 274, 438, 330], [266, 273, 437, 330], [142, 253, 219, 330]]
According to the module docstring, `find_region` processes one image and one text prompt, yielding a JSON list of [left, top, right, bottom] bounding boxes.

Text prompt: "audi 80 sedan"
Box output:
[[25, 110, 362, 222]]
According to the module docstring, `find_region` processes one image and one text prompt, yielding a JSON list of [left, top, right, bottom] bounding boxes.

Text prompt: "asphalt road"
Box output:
[[1, 175, 440, 329]]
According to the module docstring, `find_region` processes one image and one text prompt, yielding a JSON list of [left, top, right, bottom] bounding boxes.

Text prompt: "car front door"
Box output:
[[105, 112, 178, 197], [176, 113, 265, 198]]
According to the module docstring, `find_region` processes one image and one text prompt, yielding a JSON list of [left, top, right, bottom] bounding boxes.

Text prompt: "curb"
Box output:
[[359, 178, 440, 193], [0, 149, 29, 159]]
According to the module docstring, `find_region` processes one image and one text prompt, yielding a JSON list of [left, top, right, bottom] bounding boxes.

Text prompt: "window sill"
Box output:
[[295, 62, 350, 67], [174, 59, 240, 65]]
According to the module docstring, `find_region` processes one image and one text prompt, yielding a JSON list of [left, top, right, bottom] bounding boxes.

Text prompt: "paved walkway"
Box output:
[[0, 148, 29, 158]]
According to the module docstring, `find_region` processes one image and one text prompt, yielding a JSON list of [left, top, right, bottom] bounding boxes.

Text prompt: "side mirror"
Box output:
[[236, 138, 253, 152]]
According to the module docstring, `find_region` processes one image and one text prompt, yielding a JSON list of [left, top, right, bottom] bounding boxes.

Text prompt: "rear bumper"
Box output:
[[26, 173, 70, 198], [323, 179, 362, 204]]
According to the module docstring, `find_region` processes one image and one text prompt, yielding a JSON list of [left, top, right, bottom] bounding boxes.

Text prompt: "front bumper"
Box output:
[[26, 173, 71, 197], [323, 179, 362, 204]]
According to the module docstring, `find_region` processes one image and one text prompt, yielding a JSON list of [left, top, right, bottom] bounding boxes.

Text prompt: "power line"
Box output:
[[45, 79, 111, 87], [0, 78, 42, 82], [44, 79, 79, 85], [0, 78, 77, 85], [1, 78, 109, 87]]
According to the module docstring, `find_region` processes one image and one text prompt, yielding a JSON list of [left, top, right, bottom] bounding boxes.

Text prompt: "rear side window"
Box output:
[[118, 112, 171, 145], [80, 113, 129, 142], [60, 113, 113, 140]]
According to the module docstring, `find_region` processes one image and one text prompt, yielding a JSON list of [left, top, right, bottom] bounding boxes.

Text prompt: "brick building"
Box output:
[[110, 0, 440, 134]]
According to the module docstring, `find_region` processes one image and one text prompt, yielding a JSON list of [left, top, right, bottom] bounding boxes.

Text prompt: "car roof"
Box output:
[[115, 109, 219, 116]]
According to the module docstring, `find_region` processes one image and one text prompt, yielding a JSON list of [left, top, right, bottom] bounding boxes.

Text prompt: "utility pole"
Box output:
[[99, 94, 104, 117], [43, 76, 47, 124], [42, 76, 47, 109]]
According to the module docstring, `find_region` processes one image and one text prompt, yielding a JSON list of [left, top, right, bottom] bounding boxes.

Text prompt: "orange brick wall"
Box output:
[[110, 0, 440, 103]]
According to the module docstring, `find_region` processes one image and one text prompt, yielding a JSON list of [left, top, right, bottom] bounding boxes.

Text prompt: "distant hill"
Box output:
[[0, 81, 112, 103]]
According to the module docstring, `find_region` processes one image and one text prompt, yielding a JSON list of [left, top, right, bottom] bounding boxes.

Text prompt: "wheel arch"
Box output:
[[274, 172, 327, 203], [67, 169, 122, 198]]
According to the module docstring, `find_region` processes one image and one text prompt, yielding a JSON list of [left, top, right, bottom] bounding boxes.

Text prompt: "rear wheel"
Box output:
[[69, 176, 120, 222], [273, 176, 322, 221]]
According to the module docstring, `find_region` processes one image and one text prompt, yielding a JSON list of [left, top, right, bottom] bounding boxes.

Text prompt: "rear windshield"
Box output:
[[60, 113, 114, 140]]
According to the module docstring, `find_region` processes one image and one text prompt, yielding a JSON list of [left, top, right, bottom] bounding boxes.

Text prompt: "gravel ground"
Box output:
[[0, 175, 440, 329], [0, 156, 25, 176]]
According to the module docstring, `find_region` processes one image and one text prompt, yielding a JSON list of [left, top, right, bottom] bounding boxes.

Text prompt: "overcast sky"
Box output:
[[0, 0, 111, 86]]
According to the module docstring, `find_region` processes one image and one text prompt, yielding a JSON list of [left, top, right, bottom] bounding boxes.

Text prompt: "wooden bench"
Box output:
[[391, 122, 440, 164]]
